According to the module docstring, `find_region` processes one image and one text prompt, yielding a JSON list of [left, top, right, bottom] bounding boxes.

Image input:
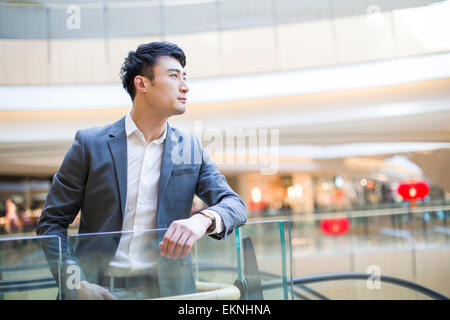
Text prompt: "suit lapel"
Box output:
[[157, 123, 178, 210], [108, 117, 127, 217]]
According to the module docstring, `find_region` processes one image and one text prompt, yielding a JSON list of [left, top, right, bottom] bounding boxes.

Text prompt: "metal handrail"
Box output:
[[0, 280, 57, 294], [249, 204, 450, 223], [152, 281, 241, 300], [0, 276, 54, 287], [0, 263, 49, 272]]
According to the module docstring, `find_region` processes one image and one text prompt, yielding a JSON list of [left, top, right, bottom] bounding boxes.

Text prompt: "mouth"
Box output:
[[177, 98, 187, 103]]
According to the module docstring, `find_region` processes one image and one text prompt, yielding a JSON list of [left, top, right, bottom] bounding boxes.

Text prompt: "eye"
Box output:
[[171, 74, 178, 78]]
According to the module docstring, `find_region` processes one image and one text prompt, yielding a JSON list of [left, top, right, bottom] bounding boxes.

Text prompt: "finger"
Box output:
[[166, 228, 184, 259], [160, 224, 177, 257], [161, 225, 176, 256], [172, 233, 190, 260], [102, 289, 118, 300], [180, 238, 195, 259]]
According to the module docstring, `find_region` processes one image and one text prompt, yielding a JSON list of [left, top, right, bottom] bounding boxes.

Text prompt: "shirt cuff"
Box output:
[[201, 209, 224, 235]]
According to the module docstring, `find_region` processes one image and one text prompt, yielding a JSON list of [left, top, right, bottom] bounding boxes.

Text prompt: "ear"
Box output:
[[134, 75, 148, 94]]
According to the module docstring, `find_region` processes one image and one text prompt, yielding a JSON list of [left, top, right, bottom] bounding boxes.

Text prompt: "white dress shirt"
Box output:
[[107, 112, 223, 276]]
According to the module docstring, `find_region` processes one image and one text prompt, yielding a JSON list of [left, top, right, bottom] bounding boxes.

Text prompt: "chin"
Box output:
[[174, 106, 186, 115]]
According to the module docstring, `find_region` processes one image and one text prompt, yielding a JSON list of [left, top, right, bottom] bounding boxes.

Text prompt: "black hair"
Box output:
[[120, 41, 186, 100]]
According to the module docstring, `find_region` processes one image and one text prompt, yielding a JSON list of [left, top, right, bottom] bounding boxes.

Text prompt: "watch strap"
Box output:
[[198, 210, 216, 233]]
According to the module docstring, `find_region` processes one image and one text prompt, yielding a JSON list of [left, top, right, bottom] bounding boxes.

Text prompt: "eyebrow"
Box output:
[[167, 68, 187, 77]]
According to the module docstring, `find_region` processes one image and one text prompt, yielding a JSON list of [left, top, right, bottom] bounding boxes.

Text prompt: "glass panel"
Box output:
[[237, 220, 293, 300], [0, 235, 61, 300], [194, 229, 240, 290], [290, 206, 450, 299], [411, 206, 450, 249], [66, 228, 240, 300]]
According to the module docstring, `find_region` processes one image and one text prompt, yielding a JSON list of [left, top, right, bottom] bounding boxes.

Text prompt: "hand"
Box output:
[[160, 214, 212, 260], [77, 280, 118, 300]]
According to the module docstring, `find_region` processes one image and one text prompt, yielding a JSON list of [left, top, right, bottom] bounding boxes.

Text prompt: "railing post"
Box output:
[[279, 221, 288, 300], [235, 227, 243, 282]]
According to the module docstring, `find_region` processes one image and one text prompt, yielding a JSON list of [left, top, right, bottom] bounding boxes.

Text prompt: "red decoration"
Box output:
[[248, 197, 266, 212], [320, 217, 350, 236], [249, 200, 265, 212], [397, 180, 429, 201]]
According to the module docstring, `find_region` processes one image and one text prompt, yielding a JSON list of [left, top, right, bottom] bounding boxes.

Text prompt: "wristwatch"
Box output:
[[197, 210, 216, 233]]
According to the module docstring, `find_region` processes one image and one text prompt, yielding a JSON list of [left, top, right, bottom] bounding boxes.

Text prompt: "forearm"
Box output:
[[204, 194, 247, 239]]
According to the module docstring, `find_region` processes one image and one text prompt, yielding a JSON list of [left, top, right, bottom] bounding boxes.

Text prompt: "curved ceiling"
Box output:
[[1, 76, 449, 178]]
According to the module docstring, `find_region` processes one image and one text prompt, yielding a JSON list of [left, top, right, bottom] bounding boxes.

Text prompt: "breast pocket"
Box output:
[[167, 167, 197, 201], [171, 167, 195, 176]]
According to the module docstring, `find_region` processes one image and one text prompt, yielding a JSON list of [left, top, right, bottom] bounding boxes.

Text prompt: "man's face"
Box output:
[[142, 55, 189, 117]]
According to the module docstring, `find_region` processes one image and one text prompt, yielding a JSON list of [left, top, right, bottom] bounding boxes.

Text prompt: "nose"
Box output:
[[180, 79, 189, 94]]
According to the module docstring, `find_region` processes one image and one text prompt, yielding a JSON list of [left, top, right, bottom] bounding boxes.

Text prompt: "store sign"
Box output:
[[397, 180, 429, 201], [320, 217, 350, 236]]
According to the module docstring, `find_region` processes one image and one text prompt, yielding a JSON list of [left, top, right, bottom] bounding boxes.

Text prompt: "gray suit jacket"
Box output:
[[36, 116, 247, 298]]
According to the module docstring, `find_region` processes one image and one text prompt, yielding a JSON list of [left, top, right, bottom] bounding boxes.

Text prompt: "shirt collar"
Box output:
[[125, 111, 167, 145]]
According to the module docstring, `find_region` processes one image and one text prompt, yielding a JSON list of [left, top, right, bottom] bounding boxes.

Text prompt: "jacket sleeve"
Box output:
[[194, 136, 247, 240], [35, 130, 88, 298]]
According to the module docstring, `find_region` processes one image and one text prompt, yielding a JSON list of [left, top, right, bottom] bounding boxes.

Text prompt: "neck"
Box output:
[[130, 102, 167, 144]]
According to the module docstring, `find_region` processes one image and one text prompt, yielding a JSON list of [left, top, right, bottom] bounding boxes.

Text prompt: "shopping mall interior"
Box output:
[[0, 0, 449, 300]]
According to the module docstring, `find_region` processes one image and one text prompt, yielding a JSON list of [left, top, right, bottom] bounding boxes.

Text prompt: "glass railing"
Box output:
[[66, 229, 173, 300], [65, 228, 243, 300], [289, 205, 450, 299], [237, 220, 293, 300], [62, 221, 293, 300], [0, 235, 61, 300], [0, 209, 448, 300], [194, 226, 240, 298]]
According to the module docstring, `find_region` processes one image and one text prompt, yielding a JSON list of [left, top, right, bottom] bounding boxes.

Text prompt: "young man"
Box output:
[[36, 41, 247, 299]]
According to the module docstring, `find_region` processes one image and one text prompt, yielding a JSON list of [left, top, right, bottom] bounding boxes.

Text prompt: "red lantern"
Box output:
[[320, 217, 350, 236], [397, 180, 429, 201], [248, 199, 266, 212]]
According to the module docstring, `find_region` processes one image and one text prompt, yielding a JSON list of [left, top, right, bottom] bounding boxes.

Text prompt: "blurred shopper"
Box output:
[[35, 41, 247, 300], [4, 199, 23, 234]]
